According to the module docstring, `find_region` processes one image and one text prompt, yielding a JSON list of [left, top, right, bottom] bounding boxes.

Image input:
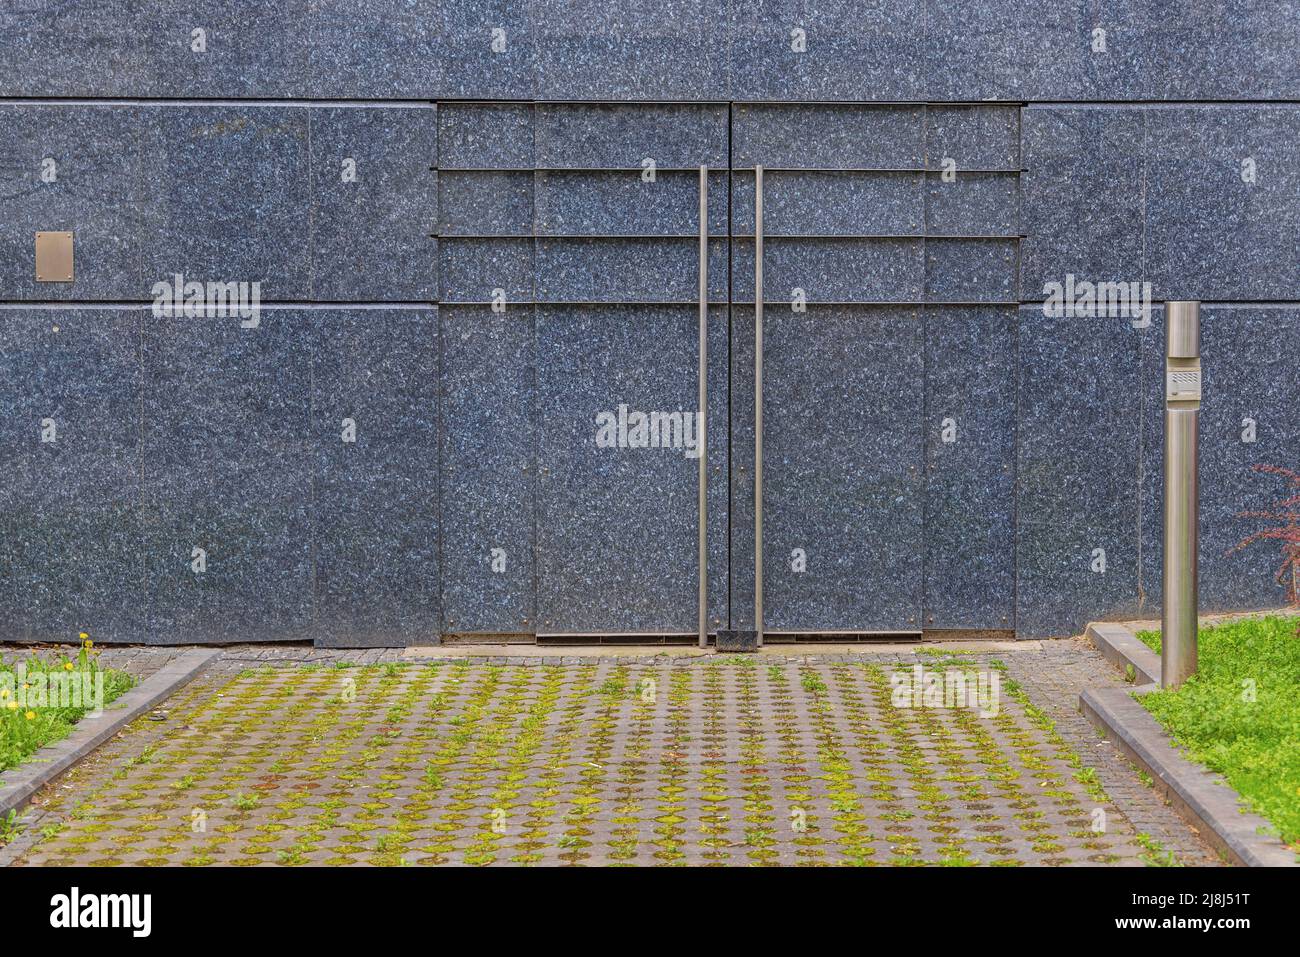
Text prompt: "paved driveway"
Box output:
[[0, 641, 1218, 866]]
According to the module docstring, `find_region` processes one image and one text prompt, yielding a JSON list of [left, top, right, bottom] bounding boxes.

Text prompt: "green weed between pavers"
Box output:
[[1136, 615, 1300, 850], [0, 638, 134, 775]]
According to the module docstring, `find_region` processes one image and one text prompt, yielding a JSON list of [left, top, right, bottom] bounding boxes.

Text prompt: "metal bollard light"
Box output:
[[1162, 301, 1201, 688]]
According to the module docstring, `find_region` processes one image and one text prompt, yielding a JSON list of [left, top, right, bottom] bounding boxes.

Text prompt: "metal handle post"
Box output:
[[1162, 300, 1200, 687]]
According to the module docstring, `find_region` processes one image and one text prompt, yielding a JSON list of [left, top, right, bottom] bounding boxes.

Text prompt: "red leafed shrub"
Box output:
[[1230, 465, 1300, 611]]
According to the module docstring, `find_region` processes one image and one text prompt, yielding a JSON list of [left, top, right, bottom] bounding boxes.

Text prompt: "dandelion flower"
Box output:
[[63, 662, 74, 671], [0, 688, 8, 700], [25, 711, 35, 720], [6, 701, 16, 711]]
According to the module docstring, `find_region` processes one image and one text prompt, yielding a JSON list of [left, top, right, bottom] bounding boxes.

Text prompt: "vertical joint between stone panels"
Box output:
[[530, 101, 540, 639], [433, 298, 444, 646], [919, 103, 931, 627], [306, 109, 316, 301], [726, 101, 734, 634], [920, 103, 930, 303]]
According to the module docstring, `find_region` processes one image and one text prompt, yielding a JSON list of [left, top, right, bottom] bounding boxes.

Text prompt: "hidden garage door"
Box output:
[[437, 101, 1019, 640]]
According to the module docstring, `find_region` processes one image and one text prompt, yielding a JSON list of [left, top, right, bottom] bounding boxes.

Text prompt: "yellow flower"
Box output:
[[24, 711, 35, 720], [5, 701, 16, 711], [0, 688, 8, 700], [84, 639, 93, 649], [63, 662, 74, 671], [79, 632, 89, 640]]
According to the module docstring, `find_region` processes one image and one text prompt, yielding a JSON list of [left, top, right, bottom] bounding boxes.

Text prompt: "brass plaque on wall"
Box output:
[[35, 231, 74, 282]]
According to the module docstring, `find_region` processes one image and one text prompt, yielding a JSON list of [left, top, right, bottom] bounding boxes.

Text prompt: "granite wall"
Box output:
[[1, 2, 1296, 643]]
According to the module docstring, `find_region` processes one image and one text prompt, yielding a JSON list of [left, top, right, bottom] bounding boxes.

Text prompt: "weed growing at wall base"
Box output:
[[0, 638, 134, 774]]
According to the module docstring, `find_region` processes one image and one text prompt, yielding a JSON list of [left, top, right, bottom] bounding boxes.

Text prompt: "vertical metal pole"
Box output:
[[1162, 301, 1200, 688], [698, 166, 709, 649], [754, 166, 764, 648]]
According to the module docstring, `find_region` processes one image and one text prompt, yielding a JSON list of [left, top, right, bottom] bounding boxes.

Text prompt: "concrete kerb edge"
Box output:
[[1080, 621, 1296, 867], [0, 648, 221, 818]]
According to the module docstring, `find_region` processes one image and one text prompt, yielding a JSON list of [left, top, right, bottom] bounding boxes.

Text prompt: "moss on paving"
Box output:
[[7, 656, 1155, 866]]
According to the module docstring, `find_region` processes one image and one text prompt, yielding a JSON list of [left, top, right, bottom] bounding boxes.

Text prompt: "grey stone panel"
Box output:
[[441, 0, 536, 98], [309, 308, 439, 648], [140, 106, 311, 301], [309, 106, 439, 302], [0, 308, 144, 642], [0, 105, 147, 301], [440, 306, 536, 636], [534, 0, 729, 100], [925, 239, 1019, 302], [1016, 308, 1142, 638], [732, 170, 923, 237], [437, 103, 534, 170], [729, 0, 926, 101], [1020, 106, 1146, 297], [1145, 106, 1300, 302], [1139, 305, 1300, 615], [732, 104, 923, 170], [308, 0, 443, 98], [140, 308, 313, 643], [924, 0, 1145, 102], [439, 238, 534, 303], [534, 304, 729, 634], [140, 0, 310, 98], [925, 106, 1020, 170], [0, 0, 145, 97], [535, 238, 728, 302], [534, 104, 728, 170], [925, 173, 1019, 237], [1142, 1, 1300, 100], [535, 171, 728, 237], [924, 307, 1017, 630], [732, 238, 924, 303], [439, 171, 535, 237], [730, 305, 924, 632]]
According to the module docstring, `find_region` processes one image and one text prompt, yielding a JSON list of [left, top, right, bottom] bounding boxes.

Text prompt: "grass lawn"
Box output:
[[1136, 615, 1300, 851], [0, 640, 134, 775]]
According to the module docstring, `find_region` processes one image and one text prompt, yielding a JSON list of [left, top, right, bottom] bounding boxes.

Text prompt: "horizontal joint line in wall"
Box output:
[[729, 234, 1021, 241], [438, 300, 1021, 307], [440, 167, 725, 173], [0, 300, 437, 310], [437, 167, 1025, 174], [733, 167, 1025, 174], [439, 234, 732, 240], [1027, 99, 1300, 108], [1, 299, 1029, 309], [749, 300, 1022, 307], [438, 234, 1022, 241], [1016, 298, 1300, 307], [441, 98, 1030, 107], [438, 300, 732, 307], [0, 97, 438, 107]]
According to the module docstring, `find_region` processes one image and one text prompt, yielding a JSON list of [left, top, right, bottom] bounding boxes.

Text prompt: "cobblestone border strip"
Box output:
[[1079, 622, 1296, 868], [0, 648, 221, 818]]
